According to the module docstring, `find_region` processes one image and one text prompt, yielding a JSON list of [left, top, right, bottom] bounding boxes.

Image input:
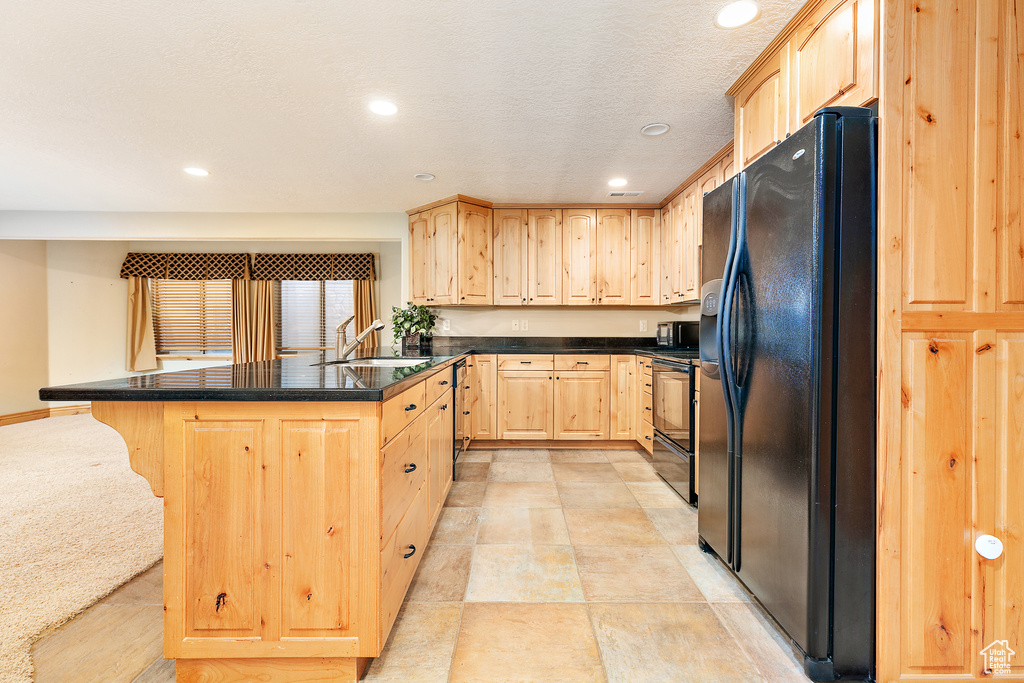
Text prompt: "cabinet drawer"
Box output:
[[380, 485, 427, 641], [497, 354, 554, 371], [380, 423, 427, 546], [639, 418, 654, 454], [382, 382, 427, 444], [425, 367, 453, 406], [641, 372, 653, 395], [554, 354, 610, 371]]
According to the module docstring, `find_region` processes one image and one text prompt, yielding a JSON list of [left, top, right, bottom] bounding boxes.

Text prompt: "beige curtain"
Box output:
[[354, 278, 379, 349], [251, 280, 276, 361], [126, 276, 158, 371], [231, 279, 252, 363]]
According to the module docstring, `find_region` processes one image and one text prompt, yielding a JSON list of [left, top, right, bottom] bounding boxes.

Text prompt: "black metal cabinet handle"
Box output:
[[520, 361, 532, 364], [645, 435, 652, 440], [404, 545, 416, 559], [463, 411, 470, 415], [439, 380, 448, 385], [578, 361, 588, 364], [405, 404, 417, 411], [405, 463, 417, 473], [441, 404, 448, 410]]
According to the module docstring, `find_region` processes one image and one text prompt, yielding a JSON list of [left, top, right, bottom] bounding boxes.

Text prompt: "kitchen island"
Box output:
[[41, 352, 463, 682]]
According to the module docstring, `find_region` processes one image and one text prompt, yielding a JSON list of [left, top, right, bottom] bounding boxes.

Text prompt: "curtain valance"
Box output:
[[250, 253, 376, 281], [120, 252, 251, 280]]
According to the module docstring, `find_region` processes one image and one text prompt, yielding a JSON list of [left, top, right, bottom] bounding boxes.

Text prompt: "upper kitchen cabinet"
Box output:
[[728, 0, 878, 170], [562, 209, 598, 305], [630, 209, 661, 306], [788, 0, 877, 132], [731, 47, 790, 169], [493, 209, 528, 306], [596, 209, 631, 304], [408, 196, 493, 306], [528, 209, 563, 305]]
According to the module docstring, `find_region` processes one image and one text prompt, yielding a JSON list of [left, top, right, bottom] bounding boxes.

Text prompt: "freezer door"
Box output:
[[732, 116, 831, 659], [697, 178, 738, 564]]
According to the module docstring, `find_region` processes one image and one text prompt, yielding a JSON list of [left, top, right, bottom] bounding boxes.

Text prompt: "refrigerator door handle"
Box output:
[[718, 172, 744, 567]]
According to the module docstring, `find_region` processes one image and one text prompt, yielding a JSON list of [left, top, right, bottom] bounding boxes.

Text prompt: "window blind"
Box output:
[[151, 280, 233, 354], [276, 280, 355, 351]]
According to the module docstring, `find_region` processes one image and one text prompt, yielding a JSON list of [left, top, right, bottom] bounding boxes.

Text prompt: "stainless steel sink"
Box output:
[[318, 357, 431, 368]]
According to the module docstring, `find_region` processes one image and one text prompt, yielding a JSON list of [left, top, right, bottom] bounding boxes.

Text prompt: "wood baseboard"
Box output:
[[469, 439, 642, 450], [0, 404, 92, 427]]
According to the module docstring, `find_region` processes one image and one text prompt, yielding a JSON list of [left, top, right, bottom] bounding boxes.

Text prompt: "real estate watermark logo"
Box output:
[[980, 640, 1015, 676]]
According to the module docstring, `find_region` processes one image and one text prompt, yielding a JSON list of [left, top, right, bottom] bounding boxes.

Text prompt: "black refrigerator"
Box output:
[[697, 107, 876, 681]]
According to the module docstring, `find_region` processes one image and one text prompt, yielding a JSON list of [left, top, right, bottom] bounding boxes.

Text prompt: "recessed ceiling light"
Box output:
[[640, 123, 671, 136], [369, 100, 398, 116], [414, 173, 435, 181], [183, 167, 209, 177], [715, 0, 761, 29], [608, 178, 628, 187]]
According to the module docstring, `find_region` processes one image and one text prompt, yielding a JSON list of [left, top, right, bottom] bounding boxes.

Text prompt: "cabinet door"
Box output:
[[667, 195, 686, 303], [425, 399, 445, 527], [470, 354, 497, 439], [493, 209, 528, 306], [441, 389, 454, 497], [553, 371, 609, 439], [734, 48, 790, 168], [562, 209, 597, 305], [693, 164, 721, 301], [789, 0, 876, 132], [409, 211, 431, 305], [660, 204, 674, 304], [681, 186, 700, 303], [497, 371, 553, 439], [596, 209, 631, 304], [721, 147, 735, 183], [457, 203, 493, 305], [430, 202, 458, 305], [609, 355, 636, 440], [630, 209, 661, 306], [527, 209, 562, 305]]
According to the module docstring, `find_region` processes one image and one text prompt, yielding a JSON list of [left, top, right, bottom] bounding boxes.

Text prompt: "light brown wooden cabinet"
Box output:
[[527, 209, 563, 304], [425, 388, 454, 528], [409, 200, 492, 306], [492, 209, 529, 306], [553, 371, 609, 440], [469, 354, 497, 439], [562, 209, 598, 305], [630, 209, 661, 306], [610, 354, 636, 440], [787, 0, 876, 133], [729, 0, 878, 170], [596, 209, 631, 304], [497, 370, 554, 439]]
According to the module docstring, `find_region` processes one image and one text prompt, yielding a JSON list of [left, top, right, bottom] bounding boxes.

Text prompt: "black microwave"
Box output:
[[656, 321, 698, 348]]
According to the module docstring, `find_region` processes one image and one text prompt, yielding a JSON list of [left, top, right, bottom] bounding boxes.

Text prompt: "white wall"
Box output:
[[0, 241, 50, 414], [432, 305, 698, 337], [46, 241, 132, 390]]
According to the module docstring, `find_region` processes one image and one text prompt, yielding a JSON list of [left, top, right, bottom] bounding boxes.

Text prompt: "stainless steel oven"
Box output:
[[650, 357, 696, 505]]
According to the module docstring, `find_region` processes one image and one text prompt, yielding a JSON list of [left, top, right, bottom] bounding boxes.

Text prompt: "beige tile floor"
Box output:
[[31, 448, 813, 683]]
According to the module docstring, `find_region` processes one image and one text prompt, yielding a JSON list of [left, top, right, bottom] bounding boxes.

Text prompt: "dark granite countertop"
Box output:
[[39, 338, 698, 403]]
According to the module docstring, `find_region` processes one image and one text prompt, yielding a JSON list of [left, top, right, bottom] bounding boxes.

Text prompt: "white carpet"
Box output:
[[0, 414, 163, 683]]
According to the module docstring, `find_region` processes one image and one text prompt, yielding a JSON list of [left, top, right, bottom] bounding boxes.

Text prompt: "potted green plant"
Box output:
[[391, 302, 438, 354]]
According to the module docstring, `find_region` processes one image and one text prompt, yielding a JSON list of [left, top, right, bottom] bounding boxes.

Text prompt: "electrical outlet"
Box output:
[[521, 319, 529, 331], [511, 320, 520, 331], [639, 320, 648, 332], [442, 319, 451, 331]]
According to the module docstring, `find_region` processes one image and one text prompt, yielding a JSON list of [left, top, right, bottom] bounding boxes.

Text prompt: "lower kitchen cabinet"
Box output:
[[425, 388, 454, 527], [469, 354, 497, 439], [497, 370, 554, 439], [610, 355, 636, 440], [553, 371, 609, 439]]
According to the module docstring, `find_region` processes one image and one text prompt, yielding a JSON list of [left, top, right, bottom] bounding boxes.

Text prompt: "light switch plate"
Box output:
[[640, 320, 648, 332], [511, 320, 520, 331], [442, 319, 451, 331], [521, 319, 529, 331]]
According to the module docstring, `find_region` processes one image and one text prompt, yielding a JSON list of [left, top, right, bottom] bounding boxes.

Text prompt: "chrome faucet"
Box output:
[[339, 319, 386, 360]]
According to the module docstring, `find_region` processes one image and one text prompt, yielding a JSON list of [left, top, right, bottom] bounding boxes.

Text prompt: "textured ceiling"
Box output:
[[0, 0, 804, 212]]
